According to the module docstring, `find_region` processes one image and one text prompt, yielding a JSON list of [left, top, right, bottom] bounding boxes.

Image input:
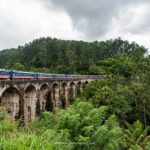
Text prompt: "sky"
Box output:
[[0, 0, 150, 50]]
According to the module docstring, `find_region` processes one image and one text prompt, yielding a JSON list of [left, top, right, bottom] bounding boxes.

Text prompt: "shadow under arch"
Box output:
[[40, 84, 53, 112], [0, 87, 21, 121]]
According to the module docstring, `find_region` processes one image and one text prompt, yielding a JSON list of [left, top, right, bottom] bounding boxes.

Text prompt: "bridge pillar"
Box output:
[[77, 81, 83, 95], [24, 85, 37, 126], [55, 87, 60, 107], [52, 83, 60, 108], [79, 86, 83, 93], [69, 82, 76, 101], [61, 82, 69, 108], [64, 87, 69, 107], [72, 86, 76, 99], [83, 81, 89, 89], [39, 91, 46, 111]]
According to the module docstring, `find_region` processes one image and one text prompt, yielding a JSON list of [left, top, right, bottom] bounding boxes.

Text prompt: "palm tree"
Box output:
[[125, 120, 150, 150]]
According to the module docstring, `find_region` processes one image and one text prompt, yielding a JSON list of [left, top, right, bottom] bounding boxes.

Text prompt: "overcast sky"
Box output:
[[0, 0, 150, 50]]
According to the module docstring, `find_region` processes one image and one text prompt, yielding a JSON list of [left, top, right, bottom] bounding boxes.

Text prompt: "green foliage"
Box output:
[[0, 107, 16, 134], [95, 56, 134, 79], [30, 102, 124, 150], [81, 49, 150, 149], [125, 120, 150, 150], [0, 37, 147, 74], [83, 52, 150, 125], [89, 65, 106, 75], [13, 62, 25, 70], [0, 132, 53, 150]]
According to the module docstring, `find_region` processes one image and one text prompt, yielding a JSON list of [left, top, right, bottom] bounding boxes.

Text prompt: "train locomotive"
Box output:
[[0, 69, 100, 80]]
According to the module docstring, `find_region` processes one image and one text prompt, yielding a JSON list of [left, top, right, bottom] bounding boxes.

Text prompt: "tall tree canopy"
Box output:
[[0, 37, 147, 74]]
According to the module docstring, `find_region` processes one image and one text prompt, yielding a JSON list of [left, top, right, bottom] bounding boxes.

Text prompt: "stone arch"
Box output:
[[39, 84, 53, 112], [52, 82, 60, 107], [0, 85, 20, 98], [0, 87, 21, 122], [51, 82, 59, 88], [24, 83, 38, 92], [40, 83, 49, 90], [69, 81, 76, 101], [24, 85, 37, 125], [60, 82, 69, 108]]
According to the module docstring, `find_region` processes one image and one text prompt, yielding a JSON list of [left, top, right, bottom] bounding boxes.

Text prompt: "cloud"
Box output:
[[49, 0, 150, 50], [0, 0, 82, 49], [50, 0, 122, 39], [0, 0, 150, 50], [50, 0, 150, 38]]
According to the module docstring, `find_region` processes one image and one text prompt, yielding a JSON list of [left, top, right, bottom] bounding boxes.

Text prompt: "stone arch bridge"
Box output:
[[0, 78, 94, 125]]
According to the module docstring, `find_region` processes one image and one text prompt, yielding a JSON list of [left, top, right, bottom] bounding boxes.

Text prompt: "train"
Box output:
[[0, 69, 100, 80]]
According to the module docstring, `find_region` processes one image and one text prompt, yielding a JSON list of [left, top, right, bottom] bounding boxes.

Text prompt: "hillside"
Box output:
[[0, 37, 147, 74], [0, 44, 150, 149]]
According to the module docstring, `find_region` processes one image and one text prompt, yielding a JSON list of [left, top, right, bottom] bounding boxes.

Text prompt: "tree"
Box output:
[[125, 120, 150, 150], [13, 62, 25, 70]]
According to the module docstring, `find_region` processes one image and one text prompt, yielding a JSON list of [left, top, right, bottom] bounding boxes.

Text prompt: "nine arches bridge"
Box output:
[[0, 75, 100, 125]]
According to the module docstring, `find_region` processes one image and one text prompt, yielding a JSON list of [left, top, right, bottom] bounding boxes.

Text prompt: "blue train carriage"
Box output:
[[12, 70, 37, 79], [37, 73, 53, 79], [0, 69, 10, 79], [78, 75, 88, 79], [72, 75, 80, 79], [77, 75, 99, 79], [52, 74, 67, 80], [88, 75, 100, 79], [67, 74, 79, 80], [67, 74, 73, 79]]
